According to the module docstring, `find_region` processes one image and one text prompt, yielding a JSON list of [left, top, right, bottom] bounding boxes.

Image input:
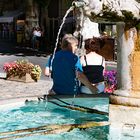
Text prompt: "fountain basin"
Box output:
[[0, 95, 140, 139], [0, 95, 109, 140]]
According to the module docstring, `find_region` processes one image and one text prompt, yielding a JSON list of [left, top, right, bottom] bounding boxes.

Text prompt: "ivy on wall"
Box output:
[[34, 0, 51, 8], [64, 0, 73, 8]]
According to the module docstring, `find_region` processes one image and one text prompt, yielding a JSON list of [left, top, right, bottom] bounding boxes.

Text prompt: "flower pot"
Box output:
[[7, 73, 35, 83]]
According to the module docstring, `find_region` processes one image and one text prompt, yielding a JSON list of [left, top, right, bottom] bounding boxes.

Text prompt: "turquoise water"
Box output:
[[0, 98, 140, 140], [0, 97, 139, 140], [0, 97, 109, 140]]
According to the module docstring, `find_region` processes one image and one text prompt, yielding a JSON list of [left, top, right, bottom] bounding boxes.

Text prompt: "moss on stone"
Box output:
[[121, 10, 135, 21], [101, 3, 139, 24]]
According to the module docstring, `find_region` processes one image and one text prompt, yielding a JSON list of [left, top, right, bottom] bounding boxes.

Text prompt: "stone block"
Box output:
[[7, 73, 35, 83], [109, 104, 140, 129]]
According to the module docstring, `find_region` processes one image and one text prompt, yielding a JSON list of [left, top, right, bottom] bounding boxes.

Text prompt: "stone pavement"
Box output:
[[0, 78, 53, 101]]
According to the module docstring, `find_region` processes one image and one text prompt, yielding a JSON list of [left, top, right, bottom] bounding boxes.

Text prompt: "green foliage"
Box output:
[[121, 10, 134, 21], [34, 0, 51, 8], [65, 0, 72, 7], [136, 23, 140, 30], [102, 4, 139, 24]]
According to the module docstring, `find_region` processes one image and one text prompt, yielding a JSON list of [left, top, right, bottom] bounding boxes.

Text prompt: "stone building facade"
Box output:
[[0, 0, 75, 51]]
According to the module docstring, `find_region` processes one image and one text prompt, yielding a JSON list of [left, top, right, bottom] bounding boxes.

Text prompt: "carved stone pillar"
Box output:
[[110, 22, 140, 107]]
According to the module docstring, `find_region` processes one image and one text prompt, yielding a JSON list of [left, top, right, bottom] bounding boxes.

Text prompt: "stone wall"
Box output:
[[131, 52, 140, 91]]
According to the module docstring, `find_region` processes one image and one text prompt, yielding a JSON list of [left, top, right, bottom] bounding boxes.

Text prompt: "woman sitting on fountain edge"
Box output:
[[80, 37, 106, 94]]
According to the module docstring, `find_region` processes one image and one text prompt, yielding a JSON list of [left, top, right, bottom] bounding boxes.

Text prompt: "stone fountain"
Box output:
[[72, 0, 140, 132]]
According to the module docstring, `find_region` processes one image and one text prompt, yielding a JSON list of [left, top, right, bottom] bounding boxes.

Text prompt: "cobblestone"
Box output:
[[0, 78, 53, 101]]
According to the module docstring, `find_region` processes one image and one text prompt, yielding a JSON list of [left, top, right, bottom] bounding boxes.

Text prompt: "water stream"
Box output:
[[50, 6, 74, 70], [49, 5, 78, 107], [44, 95, 48, 110]]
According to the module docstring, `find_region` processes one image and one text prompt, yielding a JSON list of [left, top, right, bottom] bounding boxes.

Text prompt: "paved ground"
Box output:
[[0, 78, 53, 102], [0, 40, 53, 102]]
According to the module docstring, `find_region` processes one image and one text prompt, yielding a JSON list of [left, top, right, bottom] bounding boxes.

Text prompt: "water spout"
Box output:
[[72, 0, 87, 8]]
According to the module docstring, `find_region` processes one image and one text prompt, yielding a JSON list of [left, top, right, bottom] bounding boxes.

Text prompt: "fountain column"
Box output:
[[109, 22, 140, 129], [110, 22, 140, 105]]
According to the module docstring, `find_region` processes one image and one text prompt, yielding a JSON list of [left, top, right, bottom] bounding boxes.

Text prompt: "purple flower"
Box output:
[[104, 70, 117, 93]]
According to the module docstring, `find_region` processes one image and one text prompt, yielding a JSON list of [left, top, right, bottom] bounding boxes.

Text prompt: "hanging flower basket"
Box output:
[[3, 59, 42, 83]]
